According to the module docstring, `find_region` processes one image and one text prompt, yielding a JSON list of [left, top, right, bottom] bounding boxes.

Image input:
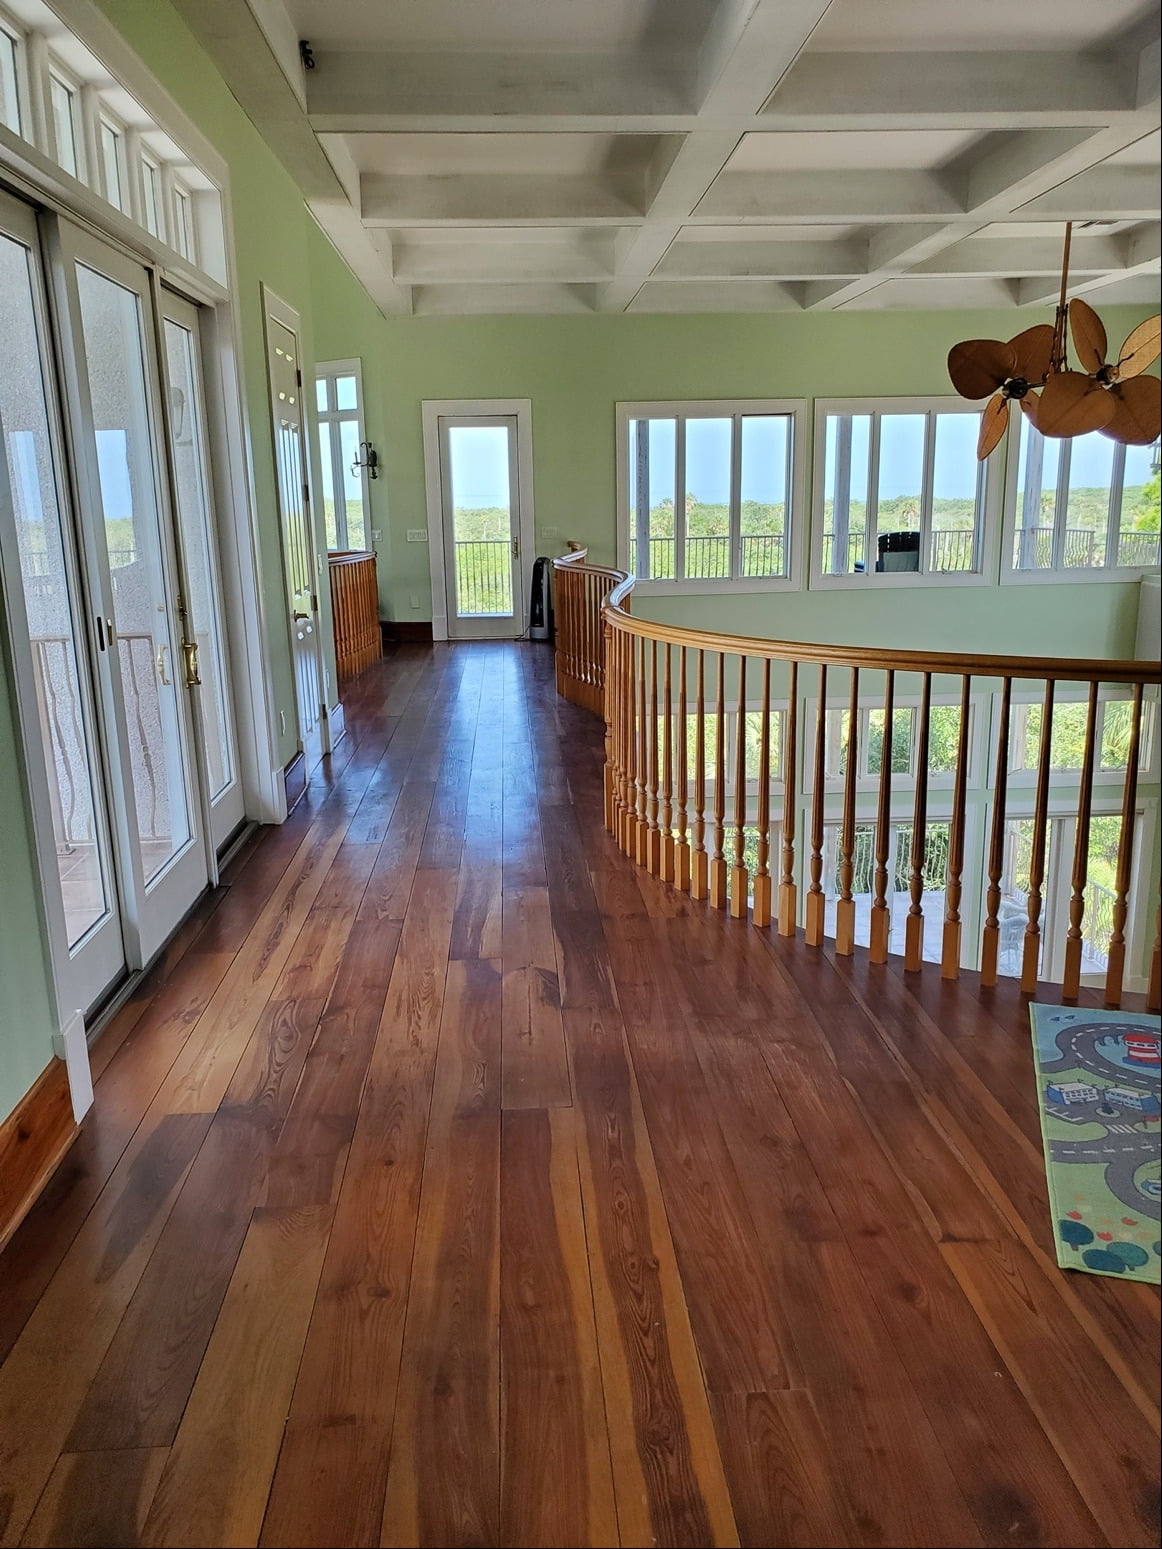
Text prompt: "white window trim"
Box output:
[[315, 358, 372, 553], [1002, 685, 1160, 787], [421, 398, 536, 643], [47, 58, 85, 180], [616, 398, 806, 595], [821, 687, 989, 793], [809, 396, 1004, 591], [139, 146, 164, 241], [1000, 415, 1161, 585], [96, 107, 126, 209]]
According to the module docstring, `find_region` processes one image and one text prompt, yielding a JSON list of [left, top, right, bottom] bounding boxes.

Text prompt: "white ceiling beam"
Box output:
[[594, 0, 836, 311], [696, 171, 962, 223], [360, 175, 646, 226], [1015, 223, 1161, 306], [1020, 166, 1162, 220], [911, 234, 1129, 277], [653, 238, 864, 279], [167, 0, 411, 314], [412, 283, 597, 316], [762, 49, 1139, 123], [305, 50, 696, 127], [628, 280, 805, 312], [392, 238, 615, 285]]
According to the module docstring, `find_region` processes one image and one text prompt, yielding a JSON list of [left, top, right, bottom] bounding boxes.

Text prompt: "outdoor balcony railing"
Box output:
[[552, 550, 1162, 1010], [454, 540, 513, 616]]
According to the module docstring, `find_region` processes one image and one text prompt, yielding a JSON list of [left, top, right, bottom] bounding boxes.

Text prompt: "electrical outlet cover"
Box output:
[[406, 529, 428, 542]]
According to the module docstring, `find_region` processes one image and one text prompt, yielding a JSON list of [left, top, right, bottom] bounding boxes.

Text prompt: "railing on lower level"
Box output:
[[552, 552, 1162, 1011], [454, 539, 513, 616], [327, 550, 382, 684]]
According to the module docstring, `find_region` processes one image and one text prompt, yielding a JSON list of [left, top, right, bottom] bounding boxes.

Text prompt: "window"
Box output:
[[49, 73, 81, 178], [1008, 694, 1157, 781], [1010, 418, 1160, 575], [0, 22, 20, 134], [814, 399, 998, 584], [172, 182, 195, 261], [618, 400, 802, 588], [141, 154, 164, 238], [99, 117, 125, 210], [316, 362, 370, 551]]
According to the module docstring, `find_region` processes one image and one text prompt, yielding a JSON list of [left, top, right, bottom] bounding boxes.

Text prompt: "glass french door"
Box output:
[[0, 189, 236, 1014], [438, 416, 525, 639], [0, 192, 124, 1013], [159, 291, 243, 850]]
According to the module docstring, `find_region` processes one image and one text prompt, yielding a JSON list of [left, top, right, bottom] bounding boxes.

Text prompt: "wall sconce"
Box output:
[[351, 440, 379, 480]]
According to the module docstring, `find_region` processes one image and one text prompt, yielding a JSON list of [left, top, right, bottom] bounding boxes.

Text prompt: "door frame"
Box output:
[[421, 399, 535, 642], [261, 285, 333, 762]]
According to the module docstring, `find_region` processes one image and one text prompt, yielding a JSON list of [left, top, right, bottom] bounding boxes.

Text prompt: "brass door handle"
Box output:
[[181, 639, 201, 687], [294, 611, 310, 621]]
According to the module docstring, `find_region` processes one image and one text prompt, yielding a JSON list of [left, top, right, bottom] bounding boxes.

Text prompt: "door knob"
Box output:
[[181, 639, 201, 687]]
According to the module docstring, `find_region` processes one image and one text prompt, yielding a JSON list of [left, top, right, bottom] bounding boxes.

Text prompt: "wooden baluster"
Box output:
[[1105, 681, 1143, 1007], [675, 645, 691, 890], [805, 665, 827, 946], [778, 661, 798, 936], [610, 616, 619, 836], [869, 669, 894, 964], [622, 629, 636, 854], [1062, 682, 1099, 1001], [646, 639, 662, 873], [835, 668, 859, 955], [1147, 902, 1161, 1014], [1020, 679, 1055, 995], [660, 642, 675, 882], [941, 675, 972, 980], [981, 678, 1012, 985], [904, 673, 932, 973], [753, 657, 773, 928], [730, 655, 749, 919], [691, 649, 709, 899], [636, 635, 650, 867], [709, 652, 728, 909]]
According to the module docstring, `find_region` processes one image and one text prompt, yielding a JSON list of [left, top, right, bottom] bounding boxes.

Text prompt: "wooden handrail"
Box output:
[[554, 555, 1161, 1010]]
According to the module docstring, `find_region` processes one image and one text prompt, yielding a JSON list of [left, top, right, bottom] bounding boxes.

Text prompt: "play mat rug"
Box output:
[[1030, 1004, 1161, 1283]]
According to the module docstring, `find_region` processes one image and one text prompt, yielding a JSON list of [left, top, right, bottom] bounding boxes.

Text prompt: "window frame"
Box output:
[[47, 61, 85, 181], [97, 109, 128, 211], [810, 395, 1004, 591], [315, 358, 372, 554], [615, 398, 806, 595], [1001, 413, 1161, 584], [0, 12, 24, 137]]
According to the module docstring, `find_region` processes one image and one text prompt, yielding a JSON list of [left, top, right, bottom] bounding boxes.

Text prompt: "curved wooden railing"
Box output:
[[328, 550, 382, 685], [553, 549, 626, 716], [553, 552, 1162, 1010]]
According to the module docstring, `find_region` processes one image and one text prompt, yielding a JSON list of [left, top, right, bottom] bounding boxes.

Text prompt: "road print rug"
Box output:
[[1030, 1004, 1161, 1283]]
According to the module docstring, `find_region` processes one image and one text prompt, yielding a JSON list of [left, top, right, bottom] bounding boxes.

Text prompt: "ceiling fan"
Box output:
[[947, 223, 1161, 460]]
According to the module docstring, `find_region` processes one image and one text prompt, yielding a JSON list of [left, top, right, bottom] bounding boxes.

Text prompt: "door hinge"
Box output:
[[512, 537, 520, 558], [302, 482, 310, 506], [296, 367, 303, 387], [311, 593, 318, 613]]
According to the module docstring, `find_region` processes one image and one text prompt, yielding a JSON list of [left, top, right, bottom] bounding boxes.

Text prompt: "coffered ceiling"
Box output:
[[173, 0, 1161, 316]]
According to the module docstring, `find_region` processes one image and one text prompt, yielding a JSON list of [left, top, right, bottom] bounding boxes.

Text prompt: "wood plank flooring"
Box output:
[[1, 641, 1158, 1549]]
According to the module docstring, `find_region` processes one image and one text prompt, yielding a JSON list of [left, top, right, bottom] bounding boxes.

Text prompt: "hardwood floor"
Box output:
[[1, 641, 1158, 1549]]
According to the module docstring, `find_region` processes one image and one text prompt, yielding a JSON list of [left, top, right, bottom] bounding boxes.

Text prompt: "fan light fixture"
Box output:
[[948, 223, 1161, 460]]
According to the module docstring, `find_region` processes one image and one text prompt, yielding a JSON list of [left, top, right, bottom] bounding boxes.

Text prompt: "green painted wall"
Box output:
[[366, 306, 1154, 660]]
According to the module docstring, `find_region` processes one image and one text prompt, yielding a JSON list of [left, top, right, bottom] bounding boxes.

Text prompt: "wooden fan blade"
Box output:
[[1114, 315, 1161, 380], [1007, 323, 1054, 384], [976, 393, 1009, 459], [1035, 371, 1116, 438], [1020, 392, 1042, 430], [948, 338, 1016, 400], [1068, 298, 1107, 374], [1099, 375, 1162, 446]]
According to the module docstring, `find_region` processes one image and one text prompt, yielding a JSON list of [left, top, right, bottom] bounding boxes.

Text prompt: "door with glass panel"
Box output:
[[159, 291, 243, 850], [438, 416, 524, 639], [53, 221, 209, 968], [0, 192, 125, 1013]]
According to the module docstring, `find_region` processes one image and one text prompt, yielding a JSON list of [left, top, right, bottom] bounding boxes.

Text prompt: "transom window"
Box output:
[[618, 400, 802, 588], [0, 3, 223, 281], [1010, 419, 1160, 574], [815, 400, 997, 584], [316, 361, 370, 552]]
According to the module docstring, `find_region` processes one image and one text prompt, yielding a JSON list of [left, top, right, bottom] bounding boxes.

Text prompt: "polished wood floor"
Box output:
[[1, 642, 1158, 1549]]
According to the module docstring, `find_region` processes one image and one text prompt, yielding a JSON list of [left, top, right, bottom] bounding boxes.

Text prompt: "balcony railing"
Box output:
[[820, 527, 1161, 574], [630, 533, 786, 580], [454, 539, 512, 616], [552, 550, 1162, 1011]]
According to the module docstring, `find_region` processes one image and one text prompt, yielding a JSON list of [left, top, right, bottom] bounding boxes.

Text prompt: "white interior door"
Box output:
[[265, 306, 323, 756], [438, 415, 525, 640], [159, 291, 244, 851]]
